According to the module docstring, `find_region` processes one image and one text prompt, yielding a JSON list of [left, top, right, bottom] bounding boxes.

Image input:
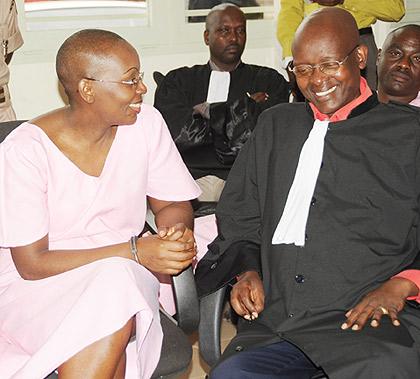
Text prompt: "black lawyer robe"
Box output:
[[195, 96, 420, 378], [154, 62, 289, 180]]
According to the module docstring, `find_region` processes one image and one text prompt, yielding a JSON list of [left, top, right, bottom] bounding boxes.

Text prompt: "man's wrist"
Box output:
[[193, 102, 210, 119], [390, 277, 419, 298], [236, 270, 261, 282]]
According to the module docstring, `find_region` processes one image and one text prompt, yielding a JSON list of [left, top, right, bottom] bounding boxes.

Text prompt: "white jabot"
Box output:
[[272, 119, 329, 247]]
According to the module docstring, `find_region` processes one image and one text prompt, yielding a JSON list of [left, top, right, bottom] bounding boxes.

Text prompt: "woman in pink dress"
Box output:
[[0, 29, 201, 378]]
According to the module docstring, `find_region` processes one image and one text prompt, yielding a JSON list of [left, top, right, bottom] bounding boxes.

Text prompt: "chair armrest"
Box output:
[[198, 285, 228, 367], [172, 266, 200, 335], [144, 218, 200, 334]]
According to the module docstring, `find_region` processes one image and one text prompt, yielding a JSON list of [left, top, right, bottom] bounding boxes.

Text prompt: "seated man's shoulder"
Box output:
[[263, 101, 304, 116], [386, 101, 420, 115], [243, 63, 286, 81], [381, 101, 420, 129], [165, 64, 210, 80], [255, 102, 308, 131]]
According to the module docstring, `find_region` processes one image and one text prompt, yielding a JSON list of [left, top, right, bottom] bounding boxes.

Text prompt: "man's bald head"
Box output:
[[56, 29, 129, 97], [385, 24, 420, 44], [292, 7, 359, 57], [291, 8, 368, 116]]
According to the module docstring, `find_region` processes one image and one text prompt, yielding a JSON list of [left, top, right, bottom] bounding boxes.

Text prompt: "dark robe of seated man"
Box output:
[[195, 7, 420, 379], [154, 4, 289, 202]]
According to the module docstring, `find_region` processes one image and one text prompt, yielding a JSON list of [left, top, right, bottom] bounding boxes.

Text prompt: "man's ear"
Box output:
[[376, 48, 382, 66], [356, 44, 368, 70], [204, 30, 210, 46], [78, 79, 95, 104]]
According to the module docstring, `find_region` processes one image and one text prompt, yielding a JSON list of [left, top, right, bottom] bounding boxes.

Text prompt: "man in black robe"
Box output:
[[154, 4, 289, 202], [196, 7, 420, 379]]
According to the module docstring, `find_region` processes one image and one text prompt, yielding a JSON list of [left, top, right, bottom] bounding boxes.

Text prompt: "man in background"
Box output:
[[0, 0, 23, 121], [277, 0, 405, 90], [377, 24, 420, 107], [188, 1, 262, 22], [155, 4, 289, 202]]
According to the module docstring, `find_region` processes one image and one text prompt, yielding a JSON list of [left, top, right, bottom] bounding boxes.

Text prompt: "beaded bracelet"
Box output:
[[129, 236, 139, 263]]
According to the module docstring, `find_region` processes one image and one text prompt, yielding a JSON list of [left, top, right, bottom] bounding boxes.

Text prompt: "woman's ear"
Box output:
[[78, 79, 95, 104]]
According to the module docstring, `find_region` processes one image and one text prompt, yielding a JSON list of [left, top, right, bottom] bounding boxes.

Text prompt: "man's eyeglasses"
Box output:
[[291, 45, 359, 78], [84, 71, 145, 87]]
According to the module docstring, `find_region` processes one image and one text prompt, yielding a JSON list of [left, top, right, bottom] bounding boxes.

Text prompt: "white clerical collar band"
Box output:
[[272, 120, 329, 247], [208, 60, 242, 72]]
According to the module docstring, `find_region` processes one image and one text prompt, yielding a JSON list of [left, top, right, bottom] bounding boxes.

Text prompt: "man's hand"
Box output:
[[313, 0, 344, 5], [248, 92, 269, 103], [341, 278, 419, 331], [137, 223, 196, 274], [230, 271, 265, 320]]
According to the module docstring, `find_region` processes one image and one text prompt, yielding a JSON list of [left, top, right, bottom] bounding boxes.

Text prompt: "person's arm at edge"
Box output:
[[342, 0, 405, 22], [277, 0, 305, 59]]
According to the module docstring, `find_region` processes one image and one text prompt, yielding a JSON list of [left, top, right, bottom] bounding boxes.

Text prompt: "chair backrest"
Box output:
[[0, 120, 26, 143], [153, 71, 165, 87]]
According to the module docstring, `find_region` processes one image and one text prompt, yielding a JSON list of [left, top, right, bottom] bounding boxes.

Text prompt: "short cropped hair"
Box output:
[[56, 29, 125, 97]]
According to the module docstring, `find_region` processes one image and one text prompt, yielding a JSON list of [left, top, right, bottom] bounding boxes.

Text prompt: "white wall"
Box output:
[[9, 0, 420, 120], [10, 0, 282, 119]]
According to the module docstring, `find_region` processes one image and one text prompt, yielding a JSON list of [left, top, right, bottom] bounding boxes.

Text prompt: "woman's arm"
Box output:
[[11, 199, 196, 281], [149, 198, 194, 232], [11, 236, 133, 280]]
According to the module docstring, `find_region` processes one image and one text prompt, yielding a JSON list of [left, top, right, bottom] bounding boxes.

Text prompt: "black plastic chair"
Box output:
[[198, 284, 328, 378], [153, 71, 166, 87], [1, 120, 200, 379]]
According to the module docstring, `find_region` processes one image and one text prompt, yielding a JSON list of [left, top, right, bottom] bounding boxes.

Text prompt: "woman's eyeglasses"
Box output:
[[84, 71, 145, 87]]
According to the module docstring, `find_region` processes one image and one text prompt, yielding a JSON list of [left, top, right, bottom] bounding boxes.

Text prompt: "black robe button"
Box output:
[[295, 274, 305, 283], [235, 345, 244, 352], [288, 313, 294, 318], [210, 262, 218, 269], [311, 197, 317, 206]]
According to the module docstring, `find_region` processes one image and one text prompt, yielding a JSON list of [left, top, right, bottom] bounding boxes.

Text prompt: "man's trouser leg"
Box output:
[[209, 340, 320, 379]]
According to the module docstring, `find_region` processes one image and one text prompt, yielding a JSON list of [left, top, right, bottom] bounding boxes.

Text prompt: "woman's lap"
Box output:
[[0, 257, 162, 379]]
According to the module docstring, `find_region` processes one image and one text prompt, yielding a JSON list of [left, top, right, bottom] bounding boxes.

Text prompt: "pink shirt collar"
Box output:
[[310, 77, 373, 122], [409, 91, 420, 107]]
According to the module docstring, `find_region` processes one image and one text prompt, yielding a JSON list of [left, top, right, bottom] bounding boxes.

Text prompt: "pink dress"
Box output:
[[0, 104, 201, 379]]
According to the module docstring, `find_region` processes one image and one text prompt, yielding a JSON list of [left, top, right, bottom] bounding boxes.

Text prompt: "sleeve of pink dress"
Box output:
[[0, 130, 49, 247], [143, 106, 201, 201]]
